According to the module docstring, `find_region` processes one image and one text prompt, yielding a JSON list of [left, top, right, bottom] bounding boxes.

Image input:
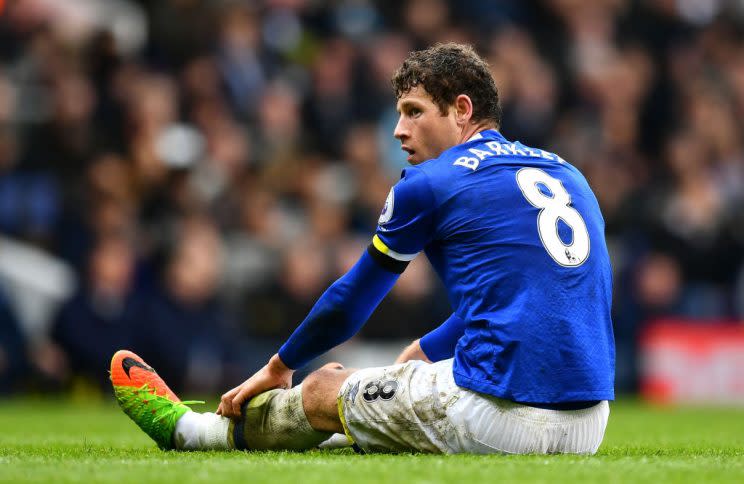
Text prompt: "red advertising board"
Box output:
[[640, 319, 744, 404]]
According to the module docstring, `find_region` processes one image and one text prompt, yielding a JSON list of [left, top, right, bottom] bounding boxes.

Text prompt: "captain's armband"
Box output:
[[366, 235, 417, 274]]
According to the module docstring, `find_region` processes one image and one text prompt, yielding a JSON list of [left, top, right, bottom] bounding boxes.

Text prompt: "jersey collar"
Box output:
[[467, 129, 507, 143]]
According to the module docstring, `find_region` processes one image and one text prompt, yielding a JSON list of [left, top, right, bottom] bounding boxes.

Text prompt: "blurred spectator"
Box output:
[[303, 37, 356, 157], [132, 216, 236, 394], [239, 239, 333, 343], [221, 183, 288, 319], [0, 285, 27, 394], [403, 0, 451, 48], [637, 130, 741, 317], [215, 3, 266, 120], [255, 80, 302, 164], [50, 234, 138, 390]]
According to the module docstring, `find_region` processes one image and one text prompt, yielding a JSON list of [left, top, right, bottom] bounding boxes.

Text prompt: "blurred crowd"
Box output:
[[1, 0, 743, 396]]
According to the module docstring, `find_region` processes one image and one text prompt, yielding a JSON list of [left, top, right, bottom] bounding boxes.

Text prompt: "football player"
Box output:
[[112, 43, 614, 454]]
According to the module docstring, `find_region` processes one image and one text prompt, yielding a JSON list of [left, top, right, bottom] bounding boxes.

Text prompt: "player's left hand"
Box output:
[[216, 353, 294, 419], [395, 339, 432, 364]]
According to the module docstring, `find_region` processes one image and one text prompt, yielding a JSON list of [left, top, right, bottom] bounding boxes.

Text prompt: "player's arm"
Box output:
[[419, 313, 466, 361], [218, 167, 436, 418], [395, 313, 466, 364], [277, 242, 408, 369], [278, 167, 435, 370]]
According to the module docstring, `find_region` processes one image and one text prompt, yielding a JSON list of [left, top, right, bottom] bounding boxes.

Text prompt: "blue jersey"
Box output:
[[374, 130, 615, 402]]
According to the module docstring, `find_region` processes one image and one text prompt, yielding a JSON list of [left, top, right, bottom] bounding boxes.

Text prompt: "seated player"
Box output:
[[111, 43, 614, 454]]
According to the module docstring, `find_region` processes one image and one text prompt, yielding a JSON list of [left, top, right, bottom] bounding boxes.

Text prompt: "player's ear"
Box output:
[[454, 94, 473, 126]]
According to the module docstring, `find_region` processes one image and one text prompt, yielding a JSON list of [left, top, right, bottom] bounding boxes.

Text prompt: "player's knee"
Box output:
[[302, 368, 334, 400], [301, 367, 351, 433], [319, 361, 345, 371], [302, 367, 350, 408]]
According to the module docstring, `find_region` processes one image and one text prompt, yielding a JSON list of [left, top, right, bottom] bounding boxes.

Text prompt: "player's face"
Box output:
[[394, 86, 461, 164]]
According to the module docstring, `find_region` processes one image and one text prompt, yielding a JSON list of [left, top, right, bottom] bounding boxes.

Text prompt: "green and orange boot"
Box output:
[[110, 350, 201, 449]]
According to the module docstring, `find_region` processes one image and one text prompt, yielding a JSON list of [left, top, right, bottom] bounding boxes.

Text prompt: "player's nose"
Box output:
[[393, 115, 409, 140]]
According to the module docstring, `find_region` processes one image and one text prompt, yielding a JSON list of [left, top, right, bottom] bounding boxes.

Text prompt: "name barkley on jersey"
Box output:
[[452, 140, 566, 171]]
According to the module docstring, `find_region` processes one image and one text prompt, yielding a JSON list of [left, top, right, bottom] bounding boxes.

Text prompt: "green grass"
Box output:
[[0, 398, 742, 483]]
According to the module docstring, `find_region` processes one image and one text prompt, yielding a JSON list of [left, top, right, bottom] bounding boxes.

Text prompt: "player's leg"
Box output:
[[228, 363, 352, 450], [112, 350, 350, 451], [337, 359, 610, 455], [299, 364, 349, 433], [337, 359, 461, 453], [112, 350, 609, 454]]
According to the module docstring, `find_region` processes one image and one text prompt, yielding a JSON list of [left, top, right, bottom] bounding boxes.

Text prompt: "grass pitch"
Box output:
[[0, 398, 742, 483]]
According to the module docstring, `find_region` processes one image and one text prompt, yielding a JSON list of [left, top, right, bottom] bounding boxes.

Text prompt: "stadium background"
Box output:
[[0, 0, 743, 401]]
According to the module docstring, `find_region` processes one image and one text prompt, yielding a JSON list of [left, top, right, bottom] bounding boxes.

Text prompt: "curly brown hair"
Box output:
[[391, 43, 501, 128]]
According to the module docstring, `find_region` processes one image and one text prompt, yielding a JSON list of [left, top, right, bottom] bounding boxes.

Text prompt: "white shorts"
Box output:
[[337, 359, 609, 454]]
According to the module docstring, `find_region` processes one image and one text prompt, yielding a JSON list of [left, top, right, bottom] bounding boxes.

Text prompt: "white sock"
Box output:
[[173, 411, 231, 450], [318, 433, 352, 449]]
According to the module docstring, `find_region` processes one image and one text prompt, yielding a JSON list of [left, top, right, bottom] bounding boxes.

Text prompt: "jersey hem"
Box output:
[[453, 370, 615, 402]]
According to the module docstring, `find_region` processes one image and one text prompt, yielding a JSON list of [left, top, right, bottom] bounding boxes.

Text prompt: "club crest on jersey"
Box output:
[[378, 188, 395, 225]]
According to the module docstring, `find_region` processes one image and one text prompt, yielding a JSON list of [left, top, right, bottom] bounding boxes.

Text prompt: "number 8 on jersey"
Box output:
[[516, 167, 590, 267]]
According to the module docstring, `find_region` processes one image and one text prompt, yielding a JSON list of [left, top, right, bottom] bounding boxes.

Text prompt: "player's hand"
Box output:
[[216, 354, 294, 419], [394, 339, 432, 364]]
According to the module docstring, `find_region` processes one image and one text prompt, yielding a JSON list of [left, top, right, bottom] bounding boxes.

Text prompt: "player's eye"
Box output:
[[409, 107, 422, 117]]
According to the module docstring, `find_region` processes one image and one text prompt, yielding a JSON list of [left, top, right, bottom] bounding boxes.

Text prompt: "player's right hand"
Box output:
[[216, 353, 294, 419]]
